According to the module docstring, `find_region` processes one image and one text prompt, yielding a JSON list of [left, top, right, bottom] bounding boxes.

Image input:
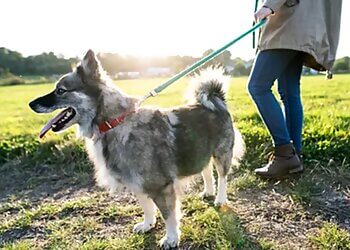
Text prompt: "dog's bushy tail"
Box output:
[[232, 126, 246, 167], [187, 66, 230, 112]]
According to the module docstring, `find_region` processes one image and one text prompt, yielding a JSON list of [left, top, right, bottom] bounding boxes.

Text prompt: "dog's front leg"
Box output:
[[133, 193, 157, 233]]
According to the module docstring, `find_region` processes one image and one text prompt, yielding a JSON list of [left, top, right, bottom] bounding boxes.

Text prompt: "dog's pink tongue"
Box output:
[[39, 109, 69, 138]]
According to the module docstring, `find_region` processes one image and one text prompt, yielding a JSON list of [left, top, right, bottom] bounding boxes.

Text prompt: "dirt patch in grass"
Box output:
[[227, 165, 350, 249], [1, 135, 349, 249], [231, 188, 322, 249]]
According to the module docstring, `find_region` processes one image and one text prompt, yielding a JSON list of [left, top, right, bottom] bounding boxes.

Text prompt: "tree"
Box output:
[[0, 48, 78, 76], [232, 57, 250, 76], [333, 57, 350, 73], [201, 49, 233, 67], [233, 61, 248, 76]]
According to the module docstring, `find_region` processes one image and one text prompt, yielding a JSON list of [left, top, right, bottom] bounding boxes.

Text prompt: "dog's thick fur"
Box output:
[[29, 50, 244, 249]]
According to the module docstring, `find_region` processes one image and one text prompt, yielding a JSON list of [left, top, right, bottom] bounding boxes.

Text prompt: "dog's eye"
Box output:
[[56, 88, 67, 95]]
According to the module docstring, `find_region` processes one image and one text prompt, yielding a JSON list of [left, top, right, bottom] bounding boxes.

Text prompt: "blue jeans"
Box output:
[[248, 49, 303, 153]]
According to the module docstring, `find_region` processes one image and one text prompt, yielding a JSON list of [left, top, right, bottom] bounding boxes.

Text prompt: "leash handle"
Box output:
[[139, 19, 266, 105]]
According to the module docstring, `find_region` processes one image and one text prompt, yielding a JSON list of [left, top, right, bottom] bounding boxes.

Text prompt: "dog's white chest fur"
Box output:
[[85, 138, 121, 193]]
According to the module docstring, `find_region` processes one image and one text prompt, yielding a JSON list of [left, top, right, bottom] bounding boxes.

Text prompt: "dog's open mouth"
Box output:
[[39, 107, 76, 138]]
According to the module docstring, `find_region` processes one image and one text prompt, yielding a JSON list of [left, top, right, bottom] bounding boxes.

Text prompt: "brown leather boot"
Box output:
[[289, 152, 304, 174], [255, 143, 301, 178]]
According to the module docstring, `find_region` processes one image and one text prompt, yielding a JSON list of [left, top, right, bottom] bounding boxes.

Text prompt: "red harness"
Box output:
[[98, 110, 135, 133]]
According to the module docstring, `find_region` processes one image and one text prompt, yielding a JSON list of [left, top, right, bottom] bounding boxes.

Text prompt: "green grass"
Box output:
[[181, 196, 249, 249], [1, 75, 349, 164], [229, 170, 267, 192], [310, 223, 350, 250], [0, 74, 349, 249]]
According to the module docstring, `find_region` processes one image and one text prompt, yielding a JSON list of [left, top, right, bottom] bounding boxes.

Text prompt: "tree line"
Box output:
[[0, 47, 253, 78], [0, 48, 77, 76], [0, 47, 349, 79], [333, 56, 350, 73]]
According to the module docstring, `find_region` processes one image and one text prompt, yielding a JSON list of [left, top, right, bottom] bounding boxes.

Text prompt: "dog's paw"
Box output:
[[159, 235, 179, 249], [133, 221, 155, 233], [214, 198, 227, 207], [200, 191, 215, 200], [214, 192, 227, 206]]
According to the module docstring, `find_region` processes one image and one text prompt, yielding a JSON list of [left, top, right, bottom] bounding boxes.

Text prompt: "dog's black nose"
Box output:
[[29, 100, 37, 110]]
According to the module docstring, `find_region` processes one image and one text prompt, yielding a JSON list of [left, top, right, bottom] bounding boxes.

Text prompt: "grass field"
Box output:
[[0, 74, 349, 249]]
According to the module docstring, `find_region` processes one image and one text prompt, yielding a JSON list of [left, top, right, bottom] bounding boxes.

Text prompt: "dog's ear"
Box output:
[[81, 49, 101, 80]]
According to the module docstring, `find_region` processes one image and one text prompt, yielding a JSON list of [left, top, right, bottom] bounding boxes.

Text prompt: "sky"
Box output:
[[1, 0, 349, 60]]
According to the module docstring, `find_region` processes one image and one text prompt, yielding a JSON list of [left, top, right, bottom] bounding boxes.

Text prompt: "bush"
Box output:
[[0, 72, 25, 86]]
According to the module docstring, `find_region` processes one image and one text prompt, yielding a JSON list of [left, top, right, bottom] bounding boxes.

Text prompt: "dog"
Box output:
[[29, 50, 245, 249]]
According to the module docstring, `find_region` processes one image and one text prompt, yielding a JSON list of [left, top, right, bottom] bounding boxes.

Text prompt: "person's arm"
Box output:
[[263, 0, 286, 13], [255, 0, 286, 20]]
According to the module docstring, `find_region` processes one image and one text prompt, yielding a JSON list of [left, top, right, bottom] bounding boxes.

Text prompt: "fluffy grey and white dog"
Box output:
[[29, 50, 245, 249]]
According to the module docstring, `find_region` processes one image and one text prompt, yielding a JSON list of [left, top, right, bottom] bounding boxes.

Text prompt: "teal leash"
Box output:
[[139, 19, 266, 104]]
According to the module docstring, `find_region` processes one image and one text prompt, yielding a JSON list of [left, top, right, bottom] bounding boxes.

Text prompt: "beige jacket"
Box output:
[[259, 0, 342, 70]]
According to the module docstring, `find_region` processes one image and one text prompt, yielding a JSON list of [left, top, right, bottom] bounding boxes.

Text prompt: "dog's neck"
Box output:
[[78, 79, 139, 140], [83, 84, 137, 139], [95, 84, 138, 123]]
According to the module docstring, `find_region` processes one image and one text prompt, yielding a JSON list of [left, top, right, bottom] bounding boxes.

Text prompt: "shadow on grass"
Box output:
[[1, 112, 349, 248], [227, 123, 350, 247], [276, 166, 350, 231], [0, 192, 264, 249], [0, 133, 93, 203]]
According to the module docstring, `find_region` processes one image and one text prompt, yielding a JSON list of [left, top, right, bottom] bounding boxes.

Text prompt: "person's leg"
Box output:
[[248, 49, 299, 147], [277, 54, 304, 154], [248, 49, 301, 178]]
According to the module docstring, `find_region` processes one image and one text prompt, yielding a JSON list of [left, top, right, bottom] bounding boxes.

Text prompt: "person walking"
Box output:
[[249, 0, 342, 178]]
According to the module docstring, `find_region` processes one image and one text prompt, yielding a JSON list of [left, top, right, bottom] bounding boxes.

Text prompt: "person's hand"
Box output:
[[254, 6, 273, 21]]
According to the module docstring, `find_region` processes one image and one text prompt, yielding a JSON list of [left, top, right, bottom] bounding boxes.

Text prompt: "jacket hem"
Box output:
[[258, 45, 330, 71]]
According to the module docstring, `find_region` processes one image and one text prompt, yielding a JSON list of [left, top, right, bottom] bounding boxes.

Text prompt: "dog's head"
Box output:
[[29, 50, 104, 138]]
